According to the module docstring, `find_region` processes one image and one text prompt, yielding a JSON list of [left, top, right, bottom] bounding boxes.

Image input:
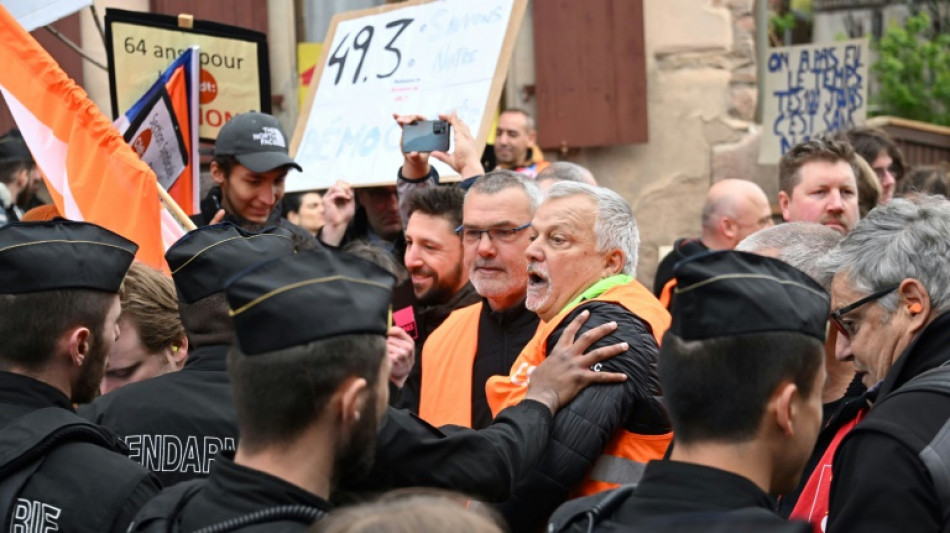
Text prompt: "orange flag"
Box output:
[[0, 3, 165, 269]]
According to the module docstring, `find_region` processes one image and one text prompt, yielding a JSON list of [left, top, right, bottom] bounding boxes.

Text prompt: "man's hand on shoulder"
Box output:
[[525, 310, 628, 415]]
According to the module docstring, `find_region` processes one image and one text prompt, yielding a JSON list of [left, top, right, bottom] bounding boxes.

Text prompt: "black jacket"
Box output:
[[550, 461, 810, 533], [131, 453, 331, 532], [79, 345, 239, 486], [0, 372, 161, 533], [192, 187, 320, 251], [828, 312, 950, 533], [652, 238, 709, 297], [495, 301, 672, 533], [341, 399, 553, 502]]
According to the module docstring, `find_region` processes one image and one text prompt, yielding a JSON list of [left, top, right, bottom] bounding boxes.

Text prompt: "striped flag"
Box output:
[[0, 3, 166, 269], [115, 47, 200, 216]]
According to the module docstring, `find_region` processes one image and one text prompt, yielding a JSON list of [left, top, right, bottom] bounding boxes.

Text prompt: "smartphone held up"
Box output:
[[402, 120, 451, 153]]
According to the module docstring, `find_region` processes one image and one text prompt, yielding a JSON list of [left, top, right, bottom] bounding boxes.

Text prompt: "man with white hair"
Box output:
[[485, 182, 673, 532], [819, 195, 950, 533]]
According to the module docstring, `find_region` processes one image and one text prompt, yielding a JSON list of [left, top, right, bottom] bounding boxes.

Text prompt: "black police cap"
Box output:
[[225, 247, 396, 356], [166, 223, 297, 303], [0, 221, 137, 294], [671, 250, 830, 342]]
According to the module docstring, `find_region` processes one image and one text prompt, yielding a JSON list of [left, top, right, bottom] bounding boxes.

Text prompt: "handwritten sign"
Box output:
[[105, 8, 269, 141], [288, 0, 527, 191], [760, 39, 869, 164]]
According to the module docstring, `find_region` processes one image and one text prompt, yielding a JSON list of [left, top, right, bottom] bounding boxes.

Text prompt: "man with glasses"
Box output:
[[415, 171, 542, 429], [817, 195, 950, 533]]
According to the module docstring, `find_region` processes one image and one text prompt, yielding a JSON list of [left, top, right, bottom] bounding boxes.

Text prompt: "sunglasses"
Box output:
[[830, 284, 900, 339]]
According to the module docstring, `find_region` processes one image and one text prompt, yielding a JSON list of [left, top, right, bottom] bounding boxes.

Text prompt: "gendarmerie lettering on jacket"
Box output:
[[124, 434, 237, 475]]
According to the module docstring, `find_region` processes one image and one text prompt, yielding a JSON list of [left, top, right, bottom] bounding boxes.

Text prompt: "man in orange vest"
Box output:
[[418, 170, 542, 429], [485, 181, 674, 532]]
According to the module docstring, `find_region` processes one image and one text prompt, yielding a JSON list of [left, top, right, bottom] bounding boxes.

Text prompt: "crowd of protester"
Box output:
[[1, 104, 950, 533]]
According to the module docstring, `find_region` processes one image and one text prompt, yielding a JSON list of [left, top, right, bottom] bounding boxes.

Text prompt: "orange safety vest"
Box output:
[[418, 302, 489, 427], [658, 277, 677, 309], [485, 280, 674, 497]]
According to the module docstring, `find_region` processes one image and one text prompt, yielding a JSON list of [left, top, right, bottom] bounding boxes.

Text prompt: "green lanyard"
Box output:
[[563, 274, 633, 311]]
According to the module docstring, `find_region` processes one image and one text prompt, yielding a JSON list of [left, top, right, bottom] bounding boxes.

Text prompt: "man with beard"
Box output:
[[80, 223, 298, 486], [129, 247, 395, 531], [485, 182, 674, 532], [778, 138, 860, 235], [399, 185, 480, 411], [0, 221, 160, 533], [417, 171, 543, 428]]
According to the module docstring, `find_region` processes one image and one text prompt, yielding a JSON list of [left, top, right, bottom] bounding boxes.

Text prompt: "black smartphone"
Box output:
[[402, 120, 451, 153]]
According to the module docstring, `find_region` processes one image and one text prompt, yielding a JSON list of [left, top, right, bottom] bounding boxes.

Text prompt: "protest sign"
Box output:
[[288, 0, 527, 191], [104, 8, 269, 141], [760, 39, 869, 164]]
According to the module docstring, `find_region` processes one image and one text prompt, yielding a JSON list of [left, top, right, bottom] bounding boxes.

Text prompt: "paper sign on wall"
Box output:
[[288, 0, 527, 191], [759, 39, 869, 164]]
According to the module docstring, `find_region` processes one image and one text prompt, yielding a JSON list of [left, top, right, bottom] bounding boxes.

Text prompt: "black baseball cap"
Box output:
[[213, 112, 302, 173]]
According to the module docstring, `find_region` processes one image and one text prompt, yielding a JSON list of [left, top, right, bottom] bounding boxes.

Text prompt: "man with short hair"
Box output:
[[486, 182, 674, 532], [399, 185, 480, 410], [130, 248, 395, 530], [549, 251, 825, 533], [778, 138, 860, 235], [820, 196, 950, 533], [82, 223, 298, 486], [654, 179, 773, 303], [195, 112, 318, 250], [491, 108, 549, 177], [0, 221, 160, 532], [417, 171, 543, 428]]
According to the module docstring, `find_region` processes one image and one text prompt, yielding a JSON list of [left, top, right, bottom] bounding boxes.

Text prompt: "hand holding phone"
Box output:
[[401, 120, 451, 154]]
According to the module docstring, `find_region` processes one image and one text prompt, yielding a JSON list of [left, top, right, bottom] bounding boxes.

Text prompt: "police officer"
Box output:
[[131, 246, 398, 530], [549, 251, 827, 532], [81, 223, 298, 486], [0, 221, 160, 533]]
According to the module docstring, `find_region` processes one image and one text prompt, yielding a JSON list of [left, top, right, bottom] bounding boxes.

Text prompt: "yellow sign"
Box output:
[[110, 21, 263, 140], [297, 43, 323, 110]]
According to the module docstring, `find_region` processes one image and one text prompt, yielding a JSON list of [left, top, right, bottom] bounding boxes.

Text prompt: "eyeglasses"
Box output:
[[830, 284, 900, 338], [455, 222, 532, 244]]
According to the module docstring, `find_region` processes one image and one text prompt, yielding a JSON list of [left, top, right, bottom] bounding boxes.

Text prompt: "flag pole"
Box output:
[[156, 182, 197, 232]]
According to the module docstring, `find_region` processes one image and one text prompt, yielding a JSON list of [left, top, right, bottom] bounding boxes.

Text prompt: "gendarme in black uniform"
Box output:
[[0, 221, 161, 533], [79, 345, 238, 486], [0, 373, 161, 533], [79, 223, 298, 487]]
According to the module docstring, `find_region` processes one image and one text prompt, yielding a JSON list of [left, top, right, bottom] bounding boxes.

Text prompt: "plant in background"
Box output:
[[872, 11, 950, 125]]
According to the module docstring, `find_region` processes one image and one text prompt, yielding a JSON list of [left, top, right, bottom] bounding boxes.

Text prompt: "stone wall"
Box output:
[[515, 0, 778, 287]]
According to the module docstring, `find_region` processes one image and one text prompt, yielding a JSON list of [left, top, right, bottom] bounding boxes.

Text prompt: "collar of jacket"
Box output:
[[876, 311, 950, 400], [563, 274, 634, 311]]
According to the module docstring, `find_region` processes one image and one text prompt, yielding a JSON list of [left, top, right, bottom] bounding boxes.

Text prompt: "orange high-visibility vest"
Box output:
[[658, 278, 677, 309], [418, 302, 485, 427], [485, 280, 673, 497]]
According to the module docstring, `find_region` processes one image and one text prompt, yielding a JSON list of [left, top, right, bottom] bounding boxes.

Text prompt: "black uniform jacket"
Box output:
[[550, 460, 810, 533], [0, 372, 161, 533], [135, 453, 332, 532], [341, 399, 553, 502], [80, 345, 239, 486], [828, 312, 950, 533], [495, 301, 672, 533], [652, 238, 709, 297]]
